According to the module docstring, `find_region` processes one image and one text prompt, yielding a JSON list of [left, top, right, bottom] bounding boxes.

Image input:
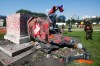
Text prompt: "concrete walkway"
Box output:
[[64, 29, 100, 31]]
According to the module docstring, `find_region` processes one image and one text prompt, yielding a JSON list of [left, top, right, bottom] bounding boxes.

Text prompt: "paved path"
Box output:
[[64, 29, 100, 31]]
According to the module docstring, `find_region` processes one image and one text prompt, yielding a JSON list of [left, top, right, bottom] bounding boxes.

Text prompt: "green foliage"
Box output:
[[84, 17, 100, 24], [57, 17, 62, 22], [57, 15, 66, 22], [16, 9, 33, 15], [34, 13, 47, 17], [66, 19, 70, 25], [16, 9, 47, 18], [66, 19, 77, 25], [0, 33, 5, 38]]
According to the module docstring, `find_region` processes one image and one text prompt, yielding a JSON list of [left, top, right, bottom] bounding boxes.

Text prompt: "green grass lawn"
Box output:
[[63, 31, 100, 66], [0, 31, 100, 66], [59, 24, 100, 30], [0, 33, 5, 38]]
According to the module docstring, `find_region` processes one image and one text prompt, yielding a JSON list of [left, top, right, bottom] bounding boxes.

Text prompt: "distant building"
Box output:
[[0, 15, 6, 26], [82, 15, 97, 19]]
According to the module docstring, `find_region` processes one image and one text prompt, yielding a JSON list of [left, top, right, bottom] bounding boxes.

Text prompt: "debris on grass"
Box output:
[[75, 59, 93, 64]]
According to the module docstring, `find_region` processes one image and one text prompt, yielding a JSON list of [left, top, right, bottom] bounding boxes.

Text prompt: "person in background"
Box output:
[[68, 23, 72, 32], [61, 24, 65, 33], [77, 23, 79, 28], [84, 21, 93, 40]]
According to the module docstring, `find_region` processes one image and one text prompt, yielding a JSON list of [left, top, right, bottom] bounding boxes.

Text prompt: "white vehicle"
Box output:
[[92, 22, 96, 25]]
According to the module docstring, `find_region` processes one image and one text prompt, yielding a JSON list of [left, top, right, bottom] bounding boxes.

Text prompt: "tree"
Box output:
[[71, 19, 76, 24], [57, 16, 62, 22], [98, 17, 100, 22], [89, 17, 100, 24], [66, 19, 70, 25], [16, 9, 47, 18], [57, 15, 66, 22], [16, 9, 33, 15], [36, 13, 47, 17]]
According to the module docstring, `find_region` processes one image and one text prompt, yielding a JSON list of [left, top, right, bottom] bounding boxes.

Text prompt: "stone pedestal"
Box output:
[[0, 43, 35, 66], [4, 13, 32, 44], [0, 42, 32, 57]]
